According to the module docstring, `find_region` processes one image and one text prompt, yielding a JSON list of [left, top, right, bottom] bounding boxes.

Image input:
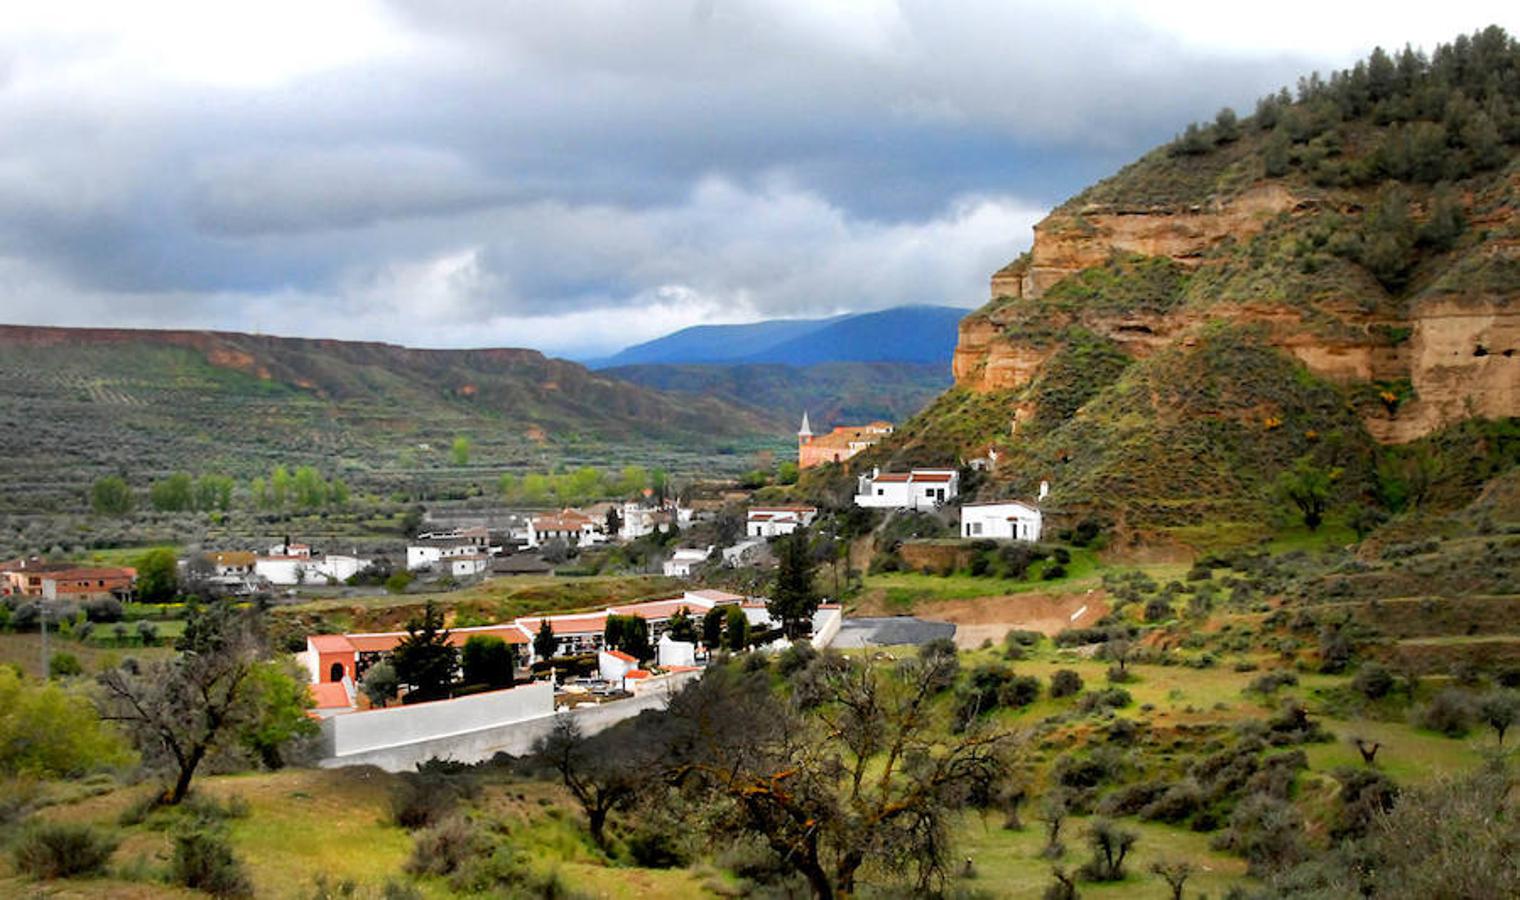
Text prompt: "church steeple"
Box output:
[[798, 411, 813, 443]]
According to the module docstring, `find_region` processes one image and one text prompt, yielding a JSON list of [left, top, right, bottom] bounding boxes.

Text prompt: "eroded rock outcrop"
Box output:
[[955, 183, 1519, 444]]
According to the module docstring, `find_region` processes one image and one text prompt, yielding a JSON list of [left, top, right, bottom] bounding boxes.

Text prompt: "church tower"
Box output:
[[798, 411, 813, 452]]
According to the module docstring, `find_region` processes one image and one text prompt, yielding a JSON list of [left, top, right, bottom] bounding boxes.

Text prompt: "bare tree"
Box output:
[[1038, 791, 1069, 858], [1044, 866, 1079, 900], [1079, 818, 1138, 882], [1150, 859, 1195, 900], [536, 714, 643, 851], [96, 602, 266, 804], [666, 654, 1013, 898]]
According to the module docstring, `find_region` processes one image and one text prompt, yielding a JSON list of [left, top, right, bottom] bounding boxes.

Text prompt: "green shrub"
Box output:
[[460, 636, 515, 689], [171, 825, 253, 897], [1352, 663, 1395, 700], [1417, 689, 1478, 737], [999, 675, 1042, 708], [390, 766, 476, 830], [1050, 669, 1084, 698], [12, 822, 119, 879], [1248, 671, 1299, 694], [406, 816, 480, 877], [1077, 688, 1132, 714], [47, 652, 83, 679]]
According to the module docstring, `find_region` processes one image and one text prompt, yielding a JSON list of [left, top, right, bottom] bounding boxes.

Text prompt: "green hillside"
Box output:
[[0, 326, 787, 516]]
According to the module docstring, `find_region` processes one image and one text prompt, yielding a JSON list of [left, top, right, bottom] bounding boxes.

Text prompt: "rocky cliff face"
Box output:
[[954, 173, 1520, 445]]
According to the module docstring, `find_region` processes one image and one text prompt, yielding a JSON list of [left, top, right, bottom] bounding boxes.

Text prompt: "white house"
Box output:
[[407, 540, 487, 571], [662, 547, 711, 578], [526, 509, 603, 548], [255, 552, 371, 586], [961, 501, 1043, 542], [614, 502, 689, 541], [445, 555, 490, 579], [854, 468, 960, 509], [747, 506, 818, 538]]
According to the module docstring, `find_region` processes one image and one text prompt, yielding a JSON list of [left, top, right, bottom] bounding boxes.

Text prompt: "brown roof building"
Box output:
[[796, 412, 893, 469]]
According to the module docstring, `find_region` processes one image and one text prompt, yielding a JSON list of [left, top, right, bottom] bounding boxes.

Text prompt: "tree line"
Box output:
[[90, 465, 351, 517]]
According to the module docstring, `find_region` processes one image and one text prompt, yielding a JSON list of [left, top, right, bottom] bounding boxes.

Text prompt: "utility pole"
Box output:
[[39, 594, 49, 678]]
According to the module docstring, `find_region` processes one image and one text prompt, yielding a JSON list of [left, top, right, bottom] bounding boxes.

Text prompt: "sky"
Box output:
[[0, 2, 1515, 359]]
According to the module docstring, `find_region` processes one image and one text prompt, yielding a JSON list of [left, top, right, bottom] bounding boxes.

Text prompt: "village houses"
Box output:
[[301, 588, 752, 691]]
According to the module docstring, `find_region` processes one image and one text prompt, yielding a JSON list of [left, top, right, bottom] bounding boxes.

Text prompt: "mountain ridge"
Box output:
[[588, 305, 968, 368]]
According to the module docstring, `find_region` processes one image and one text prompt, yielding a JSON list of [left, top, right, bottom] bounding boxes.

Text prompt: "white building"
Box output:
[[598, 648, 641, 685], [961, 501, 1043, 542], [747, 506, 818, 538], [255, 552, 370, 586], [657, 633, 696, 667], [615, 502, 687, 540], [445, 555, 491, 579], [662, 547, 711, 578], [526, 509, 603, 548], [854, 468, 960, 509]]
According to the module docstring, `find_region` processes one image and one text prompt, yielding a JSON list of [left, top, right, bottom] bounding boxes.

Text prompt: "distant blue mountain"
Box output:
[[588, 305, 968, 368]]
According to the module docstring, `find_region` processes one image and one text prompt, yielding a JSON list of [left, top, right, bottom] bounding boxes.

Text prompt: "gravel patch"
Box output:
[[834, 617, 957, 648]]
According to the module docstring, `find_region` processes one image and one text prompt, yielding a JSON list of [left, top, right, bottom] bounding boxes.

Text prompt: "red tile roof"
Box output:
[[309, 683, 352, 710], [308, 634, 357, 654], [685, 589, 744, 604], [517, 614, 608, 635], [343, 624, 530, 655], [610, 599, 699, 620], [604, 649, 636, 663]]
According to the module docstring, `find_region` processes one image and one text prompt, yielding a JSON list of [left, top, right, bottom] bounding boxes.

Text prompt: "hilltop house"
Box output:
[[854, 468, 960, 509], [961, 501, 1043, 542], [747, 505, 818, 538], [796, 412, 893, 469]]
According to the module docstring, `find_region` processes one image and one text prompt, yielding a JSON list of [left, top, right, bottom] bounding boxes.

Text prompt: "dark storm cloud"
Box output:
[[0, 1, 1510, 355]]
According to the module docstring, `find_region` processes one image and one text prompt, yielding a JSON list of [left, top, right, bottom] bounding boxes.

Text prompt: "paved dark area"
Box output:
[[834, 617, 956, 648]]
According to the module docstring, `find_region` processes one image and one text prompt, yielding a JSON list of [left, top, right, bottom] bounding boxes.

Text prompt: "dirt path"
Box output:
[[910, 589, 1110, 649]]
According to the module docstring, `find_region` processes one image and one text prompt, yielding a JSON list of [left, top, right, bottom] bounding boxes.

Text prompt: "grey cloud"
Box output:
[[0, 1, 1500, 355], [190, 145, 512, 235]]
